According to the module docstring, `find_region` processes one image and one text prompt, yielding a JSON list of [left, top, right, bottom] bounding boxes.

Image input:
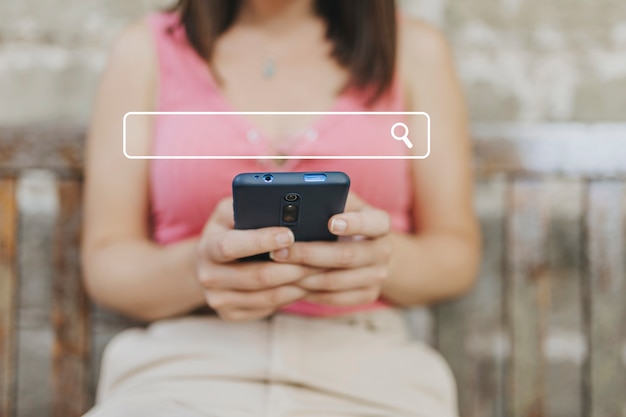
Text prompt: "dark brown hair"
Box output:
[[171, 0, 397, 104]]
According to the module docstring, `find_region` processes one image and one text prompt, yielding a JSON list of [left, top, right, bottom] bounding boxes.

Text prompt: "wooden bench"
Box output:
[[0, 124, 624, 417]]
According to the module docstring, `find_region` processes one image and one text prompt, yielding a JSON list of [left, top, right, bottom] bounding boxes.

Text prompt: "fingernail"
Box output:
[[331, 218, 348, 233], [275, 231, 294, 246], [270, 248, 289, 260]]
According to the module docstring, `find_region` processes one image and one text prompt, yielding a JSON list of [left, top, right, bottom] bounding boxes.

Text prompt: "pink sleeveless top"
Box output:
[[147, 12, 414, 316]]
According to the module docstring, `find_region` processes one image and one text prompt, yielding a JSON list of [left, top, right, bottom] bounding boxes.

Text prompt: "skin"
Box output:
[[81, 0, 481, 322]]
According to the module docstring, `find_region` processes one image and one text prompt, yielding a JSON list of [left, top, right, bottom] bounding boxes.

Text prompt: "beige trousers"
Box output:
[[84, 309, 457, 417]]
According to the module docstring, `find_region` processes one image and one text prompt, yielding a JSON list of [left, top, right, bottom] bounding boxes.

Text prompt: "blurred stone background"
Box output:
[[1, 0, 625, 125]]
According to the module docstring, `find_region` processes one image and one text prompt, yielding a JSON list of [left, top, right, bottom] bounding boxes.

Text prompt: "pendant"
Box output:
[[263, 57, 276, 79]]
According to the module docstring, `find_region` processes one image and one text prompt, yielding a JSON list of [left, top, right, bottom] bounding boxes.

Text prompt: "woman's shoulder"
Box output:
[[106, 11, 179, 66], [98, 17, 158, 110], [106, 18, 155, 71], [397, 16, 459, 99], [398, 16, 454, 70]]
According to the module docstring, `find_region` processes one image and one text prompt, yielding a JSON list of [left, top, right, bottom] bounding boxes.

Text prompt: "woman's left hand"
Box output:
[[270, 193, 393, 306]]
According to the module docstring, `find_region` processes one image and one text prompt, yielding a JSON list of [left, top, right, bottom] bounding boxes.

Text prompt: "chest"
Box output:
[[210, 27, 349, 141]]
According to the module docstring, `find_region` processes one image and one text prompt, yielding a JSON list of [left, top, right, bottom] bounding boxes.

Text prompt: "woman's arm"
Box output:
[[83, 22, 317, 322], [82, 22, 206, 321], [272, 19, 481, 307], [381, 18, 481, 305]]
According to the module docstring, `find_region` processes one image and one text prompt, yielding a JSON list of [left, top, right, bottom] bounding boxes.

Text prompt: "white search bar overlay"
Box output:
[[123, 112, 430, 160]]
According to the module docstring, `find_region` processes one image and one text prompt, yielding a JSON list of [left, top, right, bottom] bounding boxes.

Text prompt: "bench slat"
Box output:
[[541, 181, 585, 417], [0, 124, 625, 178], [436, 177, 507, 417], [15, 171, 57, 417], [474, 124, 626, 178], [0, 179, 17, 417], [51, 180, 90, 417], [507, 179, 546, 416], [586, 181, 626, 417], [506, 180, 586, 417], [0, 126, 84, 178]]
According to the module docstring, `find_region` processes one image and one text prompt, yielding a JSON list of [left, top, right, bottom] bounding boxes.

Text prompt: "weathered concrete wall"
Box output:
[[404, 0, 626, 122], [1, 0, 625, 124], [0, 0, 169, 124]]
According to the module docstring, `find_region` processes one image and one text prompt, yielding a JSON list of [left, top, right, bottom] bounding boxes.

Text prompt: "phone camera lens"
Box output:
[[284, 193, 299, 202], [282, 204, 299, 223], [263, 174, 273, 183]]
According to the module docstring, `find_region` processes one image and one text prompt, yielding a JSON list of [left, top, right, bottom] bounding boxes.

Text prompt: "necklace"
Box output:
[[262, 55, 277, 79]]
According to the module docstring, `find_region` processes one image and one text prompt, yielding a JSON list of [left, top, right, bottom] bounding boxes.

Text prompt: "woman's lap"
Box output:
[[86, 309, 457, 417]]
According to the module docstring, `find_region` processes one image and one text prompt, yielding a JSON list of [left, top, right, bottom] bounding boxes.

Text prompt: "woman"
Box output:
[[82, 0, 480, 416]]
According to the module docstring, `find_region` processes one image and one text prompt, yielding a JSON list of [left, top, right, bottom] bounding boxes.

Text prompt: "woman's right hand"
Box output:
[[195, 198, 314, 321]]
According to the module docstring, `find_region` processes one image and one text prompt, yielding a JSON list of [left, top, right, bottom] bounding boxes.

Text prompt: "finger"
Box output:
[[217, 308, 275, 322], [199, 262, 322, 290], [270, 239, 391, 269], [295, 266, 387, 291], [328, 208, 391, 238], [344, 192, 367, 212], [202, 227, 294, 263], [212, 197, 235, 226], [303, 287, 381, 306], [200, 198, 235, 235], [206, 285, 307, 311]]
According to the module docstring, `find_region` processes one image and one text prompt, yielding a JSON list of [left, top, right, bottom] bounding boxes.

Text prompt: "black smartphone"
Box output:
[[233, 172, 350, 260]]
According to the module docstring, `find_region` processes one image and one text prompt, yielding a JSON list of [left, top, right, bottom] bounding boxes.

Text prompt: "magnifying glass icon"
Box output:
[[391, 122, 414, 149]]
